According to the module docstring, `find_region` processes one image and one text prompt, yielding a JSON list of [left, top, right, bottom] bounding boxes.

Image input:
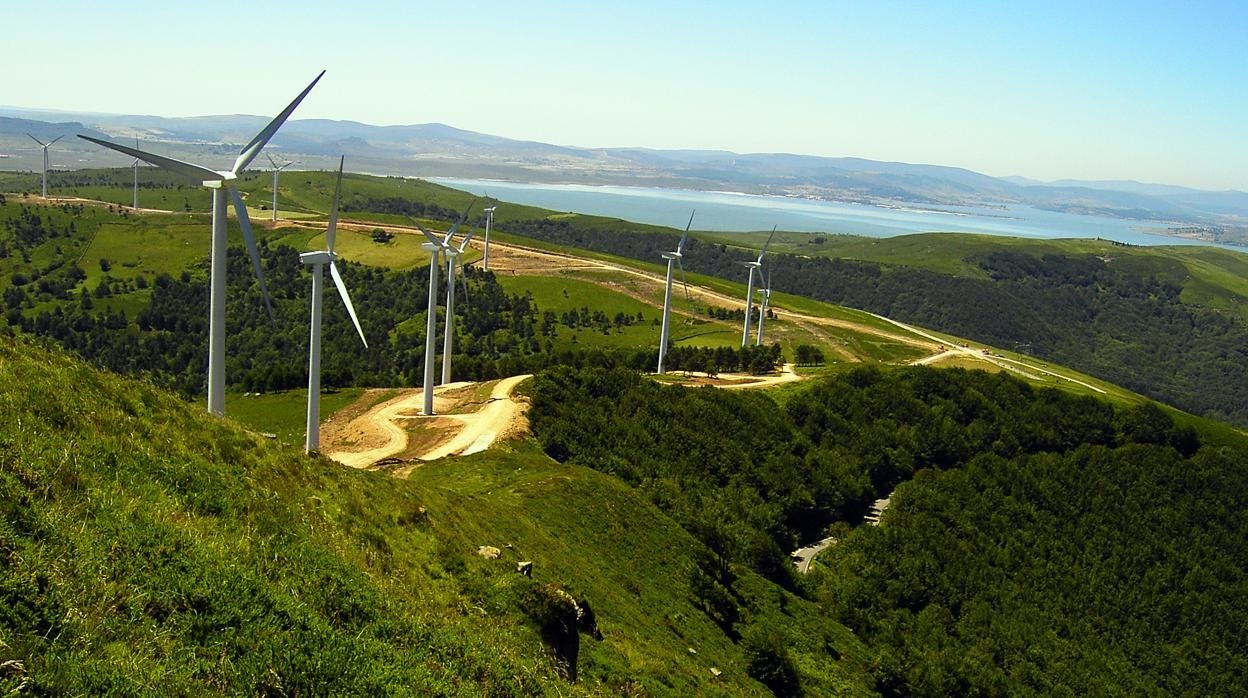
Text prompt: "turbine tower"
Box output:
[[79, 70, 325, 416], [740, 226, 776, 347], [755, 269, 773, 347], [131, 138, 142, 210], [482, 200, 497, 270], [416, 226, 443, 416], [266, 153, 296, 222], [442, 221, 478, 384], [301, 156, 367, 454], [26, 134, 62, 198], [657, 211, 695, 374], [411, 201, 475, 415]]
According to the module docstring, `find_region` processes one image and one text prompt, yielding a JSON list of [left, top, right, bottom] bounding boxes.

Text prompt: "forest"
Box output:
[[501, 216, 1248, 427], [527, 365, 1245, 696], [0, 206, 783, 395]]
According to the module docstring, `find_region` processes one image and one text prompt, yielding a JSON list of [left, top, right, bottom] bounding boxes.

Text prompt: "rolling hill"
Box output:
[[3, 107, 1247, 240]]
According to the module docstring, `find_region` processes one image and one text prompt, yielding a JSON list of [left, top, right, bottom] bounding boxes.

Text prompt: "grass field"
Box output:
[[224, 388, 367, 445]]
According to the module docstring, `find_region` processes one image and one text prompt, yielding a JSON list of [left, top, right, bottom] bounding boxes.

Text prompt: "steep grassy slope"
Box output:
[[0, 336, 873, 694]]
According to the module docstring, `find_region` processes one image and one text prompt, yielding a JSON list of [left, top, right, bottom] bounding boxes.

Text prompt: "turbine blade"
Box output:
[[329, 260, 368, 348], [27, 133, 46, 147], [232, 70, 325, 174], [457, 223, 479, 252], [229, 188, 274, 320], [759, 225, 777, 261], [411, 219, 443, 247], [677, 209, 695, 254], [444, 198, 477, 243], [78, 135, 220, 182], [678, 257, 690, 301], [47, 135, 64, 146], [327, 155, 344, 253], [266, 152, 278, 168]]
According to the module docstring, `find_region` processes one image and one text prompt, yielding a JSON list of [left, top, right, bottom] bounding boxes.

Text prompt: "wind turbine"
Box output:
[[442, 221, 478, 385], [301, 156, 367, 454], [26, 134, 62, 198], [266, 153, 296, 222], [79, 70, 325, 416], [130, 138, 142, 210], [741, 226, 776, 347], [755, 268, 773, 347], [410, 200, 476, 415], [482, 200, 497, 270], [657, 211, 695, 374], [416, 225, 443, 417]]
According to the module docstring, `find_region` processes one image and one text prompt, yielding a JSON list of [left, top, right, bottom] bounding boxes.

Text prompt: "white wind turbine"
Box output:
[[266, 153, 296, 222], [26, 134, 62, 198], [755, 268, 773, 347], [740, 226, 776, 347], [301, 156, 367, 454], [130, 138, 143, 210], [481, 200, 497, 270], [441, 221, 478, 385], [411, 201, 476, 415], [657, 211, 695, 374], [79, 70, 325, 416]]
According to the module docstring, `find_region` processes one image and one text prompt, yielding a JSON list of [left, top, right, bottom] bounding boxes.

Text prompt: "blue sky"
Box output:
[[6, 1, 1247, 190]]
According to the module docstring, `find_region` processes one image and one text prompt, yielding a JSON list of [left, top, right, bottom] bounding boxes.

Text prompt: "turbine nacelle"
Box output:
[[203, 172, 239, 187], [299, 250, 335, 266]]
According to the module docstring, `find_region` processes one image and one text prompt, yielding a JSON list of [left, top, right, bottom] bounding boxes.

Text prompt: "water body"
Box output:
[[433, 177, 1227, 249]]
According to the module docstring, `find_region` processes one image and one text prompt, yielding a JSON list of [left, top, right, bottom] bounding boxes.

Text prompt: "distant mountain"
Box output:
[[2, 105, 1247, 234], [0, 116, 111, 143]]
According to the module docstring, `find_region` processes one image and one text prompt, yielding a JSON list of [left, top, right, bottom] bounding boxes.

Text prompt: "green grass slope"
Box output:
[[0, 336, 873, 695]]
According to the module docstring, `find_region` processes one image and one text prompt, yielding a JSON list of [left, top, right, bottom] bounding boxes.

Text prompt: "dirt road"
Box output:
[[320, 219, 942, 357], [887, 313, 1107, 393], [663, 363, 803, 390], [322, 376, 531, 470]]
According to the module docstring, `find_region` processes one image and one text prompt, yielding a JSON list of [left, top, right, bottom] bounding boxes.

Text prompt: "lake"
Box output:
[[432, 177, 1228, 249]]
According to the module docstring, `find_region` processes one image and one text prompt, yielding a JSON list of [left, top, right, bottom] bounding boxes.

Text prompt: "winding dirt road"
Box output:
[[323, 375, 531, 470]]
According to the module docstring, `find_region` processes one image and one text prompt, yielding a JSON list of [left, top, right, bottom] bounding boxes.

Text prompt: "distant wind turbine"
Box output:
[[301, 156, 368, 454], [442, 219, 478, 384], [415, 225, 444, 416], [131, 138, 142, 210], [266, 153, 296, 222], [26, 134, 62, 198], [411, 200, 475, 415], [482, 199, 497, 270], [79, 71, 325, 416], [741, 226, 776, 347], [755, 268, 772, 347], [657, 211, 695, 374]]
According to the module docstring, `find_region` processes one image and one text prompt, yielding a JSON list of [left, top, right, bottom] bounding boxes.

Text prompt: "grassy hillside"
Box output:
[[0, 335, 876, 694]]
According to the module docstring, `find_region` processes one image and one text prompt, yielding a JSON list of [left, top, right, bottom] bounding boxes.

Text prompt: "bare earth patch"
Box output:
[[321, 376, 533, 473]]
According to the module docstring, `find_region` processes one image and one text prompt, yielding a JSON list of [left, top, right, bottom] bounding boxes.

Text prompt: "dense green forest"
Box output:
[[0, 203, 791, 397], [528, 365, 1246, 695], [501, 216, 1248, 426]]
